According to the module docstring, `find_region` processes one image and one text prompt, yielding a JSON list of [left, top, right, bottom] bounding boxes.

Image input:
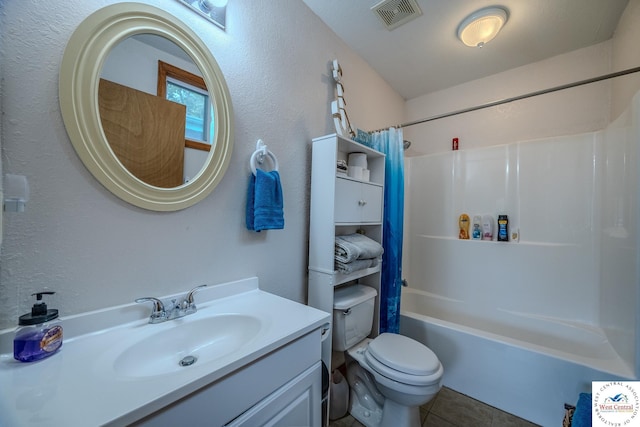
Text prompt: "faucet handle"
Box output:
[[185, 284, 208, 305], [135, 297, 166, 323], [183, 284, 208, 314]]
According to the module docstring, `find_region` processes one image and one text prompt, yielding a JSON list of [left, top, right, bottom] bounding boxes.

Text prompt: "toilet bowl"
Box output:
[[332, 285, 443, 427]]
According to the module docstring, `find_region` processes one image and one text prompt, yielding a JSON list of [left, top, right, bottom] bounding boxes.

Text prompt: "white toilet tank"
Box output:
[[332, 285, 377, 351]]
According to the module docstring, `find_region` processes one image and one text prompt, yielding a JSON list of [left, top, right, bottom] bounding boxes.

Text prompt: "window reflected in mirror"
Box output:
[[158, 60, 214, 152]]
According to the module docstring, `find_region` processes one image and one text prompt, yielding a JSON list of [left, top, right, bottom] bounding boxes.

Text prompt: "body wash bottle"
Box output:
[[458, 214, 470, 239], [14, 292, 63, 362], [482, 215, 494, 240], [498, 215, 509, 242], [472, 215, 482, 240]]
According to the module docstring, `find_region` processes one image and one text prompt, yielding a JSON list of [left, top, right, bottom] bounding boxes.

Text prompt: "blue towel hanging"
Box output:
[[246, 140, 284, 232], [246, 169, 284, 232]]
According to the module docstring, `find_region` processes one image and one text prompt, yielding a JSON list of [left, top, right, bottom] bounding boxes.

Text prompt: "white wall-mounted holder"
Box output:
[[249, 140, 279, 176], [3, 174, 30, 213], [331, 59, 355, 139]]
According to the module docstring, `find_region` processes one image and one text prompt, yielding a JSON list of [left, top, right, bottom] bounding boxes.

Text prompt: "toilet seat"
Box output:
[[365, 333, 442, 386]]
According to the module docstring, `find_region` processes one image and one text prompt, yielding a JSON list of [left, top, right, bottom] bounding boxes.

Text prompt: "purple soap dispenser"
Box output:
[[14, 292, 63, 362]]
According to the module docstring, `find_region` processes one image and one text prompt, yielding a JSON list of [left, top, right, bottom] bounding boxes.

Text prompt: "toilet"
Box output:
[[332, 285, 443, 427]]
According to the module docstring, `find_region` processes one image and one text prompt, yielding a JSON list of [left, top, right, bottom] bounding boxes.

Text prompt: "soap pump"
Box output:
[[14, 291, 63, 362]]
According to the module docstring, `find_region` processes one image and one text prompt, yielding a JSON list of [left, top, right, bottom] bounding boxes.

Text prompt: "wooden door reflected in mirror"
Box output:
[[98, 79, 185, 188]]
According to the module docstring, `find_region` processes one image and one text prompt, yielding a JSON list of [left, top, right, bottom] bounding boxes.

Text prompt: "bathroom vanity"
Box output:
[[0, 278, 330, 426]]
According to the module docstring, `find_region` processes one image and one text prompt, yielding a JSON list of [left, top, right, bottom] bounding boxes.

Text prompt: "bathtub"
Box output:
[[399, 287, 635, 426]]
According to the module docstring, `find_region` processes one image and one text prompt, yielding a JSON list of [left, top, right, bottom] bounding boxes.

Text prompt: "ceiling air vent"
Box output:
[[371, 0, 423, 31]]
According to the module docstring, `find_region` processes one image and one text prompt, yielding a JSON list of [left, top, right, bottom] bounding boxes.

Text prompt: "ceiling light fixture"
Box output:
[[175, 0, 228, 30], [457, 6, 508, 48]]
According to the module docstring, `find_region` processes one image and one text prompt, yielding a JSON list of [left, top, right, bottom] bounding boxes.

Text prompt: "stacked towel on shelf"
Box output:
[[334, 233, 383, 274], [335, 258, 379, 274], [246, 169, 284, 232], [335, 233, 384, 263]]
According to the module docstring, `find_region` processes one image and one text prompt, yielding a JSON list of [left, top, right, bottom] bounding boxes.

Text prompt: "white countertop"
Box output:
[[0, 277, 330, 426]]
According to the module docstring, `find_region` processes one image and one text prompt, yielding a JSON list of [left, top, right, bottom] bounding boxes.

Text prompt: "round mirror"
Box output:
[[59, 3, 233, 211]]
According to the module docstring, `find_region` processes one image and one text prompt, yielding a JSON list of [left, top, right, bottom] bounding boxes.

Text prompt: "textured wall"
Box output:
[[0, 0, 405, 329], [403, 41, 613, 156]]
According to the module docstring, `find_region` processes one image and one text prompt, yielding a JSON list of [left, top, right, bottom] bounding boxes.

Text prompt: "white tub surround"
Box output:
[[402, 91, 640, 427], [405, 91, 640, 375], [0, 277, 330, 427]]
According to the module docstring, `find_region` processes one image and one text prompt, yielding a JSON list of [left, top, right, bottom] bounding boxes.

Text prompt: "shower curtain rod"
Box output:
[[370, 65, 640, 133]]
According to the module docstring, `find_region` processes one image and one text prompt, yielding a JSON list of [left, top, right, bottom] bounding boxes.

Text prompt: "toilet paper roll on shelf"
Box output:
[[348, 166, 364, 180], [347, 166, 370, 182], [348, 152, 367, 169]]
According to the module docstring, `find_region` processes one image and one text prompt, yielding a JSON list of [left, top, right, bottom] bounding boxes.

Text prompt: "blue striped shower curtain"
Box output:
[[369, 128, 404, 333]]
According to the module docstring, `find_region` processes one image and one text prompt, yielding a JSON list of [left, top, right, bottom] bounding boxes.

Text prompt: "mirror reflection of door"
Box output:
[[98, 79, 185, 188], [99, 34, 212, 187]]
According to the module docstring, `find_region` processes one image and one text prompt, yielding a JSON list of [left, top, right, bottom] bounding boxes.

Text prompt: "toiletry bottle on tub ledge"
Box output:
[[498, 215, 509, 242], [458, 214, 470, 239], [472, 215, 482, 240], [482, 215, 494, 240]]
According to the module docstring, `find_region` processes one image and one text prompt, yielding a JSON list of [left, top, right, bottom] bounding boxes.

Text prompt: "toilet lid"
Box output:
[[367, 333, 440, 376]]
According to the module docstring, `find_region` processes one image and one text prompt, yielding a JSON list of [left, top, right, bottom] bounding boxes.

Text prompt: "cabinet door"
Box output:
[[335, 178, 383, 223], [226, 363, 322, 427], [335, 178, 361, 223], [360, 183, 383, 223]]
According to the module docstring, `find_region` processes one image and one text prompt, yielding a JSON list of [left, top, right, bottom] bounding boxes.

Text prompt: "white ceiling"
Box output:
[[302, 0, 630, 100]]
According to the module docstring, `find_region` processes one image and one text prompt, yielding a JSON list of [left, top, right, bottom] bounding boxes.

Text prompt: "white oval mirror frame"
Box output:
[[59, 3, 233, 211]]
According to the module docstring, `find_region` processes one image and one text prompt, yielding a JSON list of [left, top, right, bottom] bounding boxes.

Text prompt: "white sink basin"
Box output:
[[113, 314, 262, 378]]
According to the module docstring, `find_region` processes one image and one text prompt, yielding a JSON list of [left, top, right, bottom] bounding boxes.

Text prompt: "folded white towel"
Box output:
[[334, 233, 384, 264], [335, 258, 379, 274]]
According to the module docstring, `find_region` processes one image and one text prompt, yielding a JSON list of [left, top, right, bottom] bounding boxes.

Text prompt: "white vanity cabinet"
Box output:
[[226, 362, 320, 426], [133, 330, 323, 427], [307, 134, 385, 377]]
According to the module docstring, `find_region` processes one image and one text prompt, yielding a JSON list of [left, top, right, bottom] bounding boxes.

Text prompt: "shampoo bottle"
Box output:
[[458, 214, 470, 239], [482, 215, 494, 240], [14, 292, 63, 362], [498, 215, 509, 242], [471, 215, 482, 240]]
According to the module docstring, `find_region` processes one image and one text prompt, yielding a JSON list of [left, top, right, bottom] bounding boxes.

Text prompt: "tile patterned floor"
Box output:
[[329, 387, 540, 427]]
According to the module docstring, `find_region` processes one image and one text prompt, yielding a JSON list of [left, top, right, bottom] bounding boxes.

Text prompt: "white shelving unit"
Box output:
[[307, 134, 385, 374]]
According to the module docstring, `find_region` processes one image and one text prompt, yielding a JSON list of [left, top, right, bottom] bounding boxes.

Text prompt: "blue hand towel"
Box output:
[[246, 169, 284, 232]]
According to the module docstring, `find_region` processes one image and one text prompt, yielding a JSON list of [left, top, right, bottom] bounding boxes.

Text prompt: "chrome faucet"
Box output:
[[136, 284, 208, 324], [134, 297, 167, 323], [184, 284, 207, 314]]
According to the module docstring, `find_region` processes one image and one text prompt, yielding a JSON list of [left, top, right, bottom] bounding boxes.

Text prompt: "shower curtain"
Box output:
[[370, 128, 404, 333]]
